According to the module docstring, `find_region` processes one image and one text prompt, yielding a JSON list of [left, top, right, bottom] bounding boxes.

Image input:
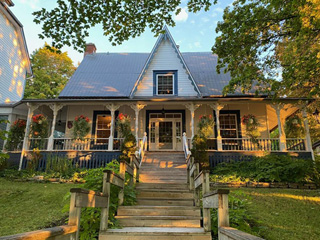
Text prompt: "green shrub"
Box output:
[[63, 160, 136, 240], [211, 191, 260, 239], [5, 119, 26, 151], [45, 155, 74, 178], [211, 154, 315, 184]]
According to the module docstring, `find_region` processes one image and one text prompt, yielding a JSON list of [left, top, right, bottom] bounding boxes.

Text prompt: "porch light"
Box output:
[[313, 108, 320, 123]]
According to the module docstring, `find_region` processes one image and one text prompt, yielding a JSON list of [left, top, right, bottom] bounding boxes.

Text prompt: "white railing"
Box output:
[[28, 138, 49, 150], [221, 138, 280, 151], [286, 138, 306, 151], [136, 132, 147, 167], [51, 138, 124, 151], [183, 132, 191, 160]]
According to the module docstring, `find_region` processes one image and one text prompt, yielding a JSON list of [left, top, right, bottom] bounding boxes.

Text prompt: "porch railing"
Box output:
[[286, 138, 306, 151], [221, 138, 280, 151], [52, 138, 124, 151], [183, 132, 191, 159], [29, 138, 49, 150], [136, 132, 147, 167]]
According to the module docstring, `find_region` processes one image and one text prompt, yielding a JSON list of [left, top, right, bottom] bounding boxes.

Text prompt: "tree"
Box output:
[[32, 0, 216, 52], [212, 0, 320, 98], [24, 44, 76, 99]]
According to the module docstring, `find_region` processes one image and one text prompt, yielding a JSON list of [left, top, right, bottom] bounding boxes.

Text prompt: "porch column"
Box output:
[[302, 108, 315, 160], [209, 103, 225, 151], [185, 103, 200, 139], [19, 103, 39, 171], [106, 104, 120, 151], [130, 104, 146, 144], [47, 104, 64, 151], [271, 104, 286, 151], [3, 113, 13, 150]]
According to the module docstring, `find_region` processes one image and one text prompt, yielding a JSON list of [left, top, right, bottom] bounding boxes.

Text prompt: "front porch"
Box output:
[[6, 98, 314, 169]]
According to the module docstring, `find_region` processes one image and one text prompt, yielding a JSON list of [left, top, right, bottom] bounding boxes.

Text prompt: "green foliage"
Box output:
[[117, 114, 136, 162], [62, 160, 136, 240], [5, 119, 26, 151], [32, 0, 217, 51], [72, 115, 91, 140], [45, 155, 74, 178], [26, 148, 42, 173], [0, 120, 9, 170], [285, 115, 305, 138], [24, 44, 75, 99], [213, 0, 320, 98], [212, 154, 317, 184], [211, 191, 259, 239], [192, 115, 215, 169]]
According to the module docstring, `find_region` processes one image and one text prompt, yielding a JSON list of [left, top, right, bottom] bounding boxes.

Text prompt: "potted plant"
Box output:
[[285, 115, 305, 138], [242, 114, 260, 140], [72, 115, 90, 142], [31, 114, 49, 149], [5, 119, 26, 151]]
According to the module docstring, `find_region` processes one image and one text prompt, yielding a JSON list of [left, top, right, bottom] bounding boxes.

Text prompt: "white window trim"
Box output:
[[219, 114, 238, 138], [156, 73, 174, 96]]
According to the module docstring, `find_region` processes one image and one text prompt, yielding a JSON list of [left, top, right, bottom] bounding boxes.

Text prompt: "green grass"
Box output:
[[230, 188, 320, 240], [0, 178, 74, 236]]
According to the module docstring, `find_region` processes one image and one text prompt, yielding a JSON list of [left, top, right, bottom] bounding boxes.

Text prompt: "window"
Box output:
[[219, 114, 238, 138], [157, 74, 174, 95], [95, 115, 111, 143]]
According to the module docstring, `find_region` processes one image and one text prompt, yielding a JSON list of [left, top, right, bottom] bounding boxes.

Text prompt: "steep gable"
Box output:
[[131, 27, 201, 98]]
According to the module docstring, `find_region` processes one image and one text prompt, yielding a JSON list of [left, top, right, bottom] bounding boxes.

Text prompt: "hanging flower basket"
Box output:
[[285, 115, 305, 138], [5, 119, 26, 151], [116, 113, 131, 137], [31, 114, 49, 138], [198, 115, 215, 138], [242, 114, 260, 139], [72, 115, 90, 140]]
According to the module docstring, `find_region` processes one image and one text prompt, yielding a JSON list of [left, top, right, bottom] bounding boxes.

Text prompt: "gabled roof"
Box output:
[[59, 28, 257, 99], [129, 26, 201, 98], [0, 1, 32, 75]]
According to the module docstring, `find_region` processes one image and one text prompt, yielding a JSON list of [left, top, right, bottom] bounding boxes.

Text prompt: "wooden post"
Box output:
[[302, 108, 315, 160], [209, 103, 225, 151], [68, 192, 81, 240], [218, 193, 229, 228], [100, 171, 111, 231], [271, 104, 287, 151], [202, 170, 211, 232], [105, 104, 120, 151], [118, 160, 126, 205], [194, 162, 200, 207], [189, 158, 195, 191]]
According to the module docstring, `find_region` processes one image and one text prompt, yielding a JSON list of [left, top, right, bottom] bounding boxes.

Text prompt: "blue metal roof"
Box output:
[[59, 51, 248, 98]]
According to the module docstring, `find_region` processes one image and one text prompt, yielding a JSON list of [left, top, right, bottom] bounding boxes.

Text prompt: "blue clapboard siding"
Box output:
[[12, 151, 122, 171], [209, 151, 313, 169]]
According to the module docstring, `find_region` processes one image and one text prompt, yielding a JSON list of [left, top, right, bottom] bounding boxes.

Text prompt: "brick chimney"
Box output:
[[84, 43, 96, 57]]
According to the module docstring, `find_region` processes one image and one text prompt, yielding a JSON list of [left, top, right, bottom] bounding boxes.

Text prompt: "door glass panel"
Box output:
[[96, 115, 111, 144], [219, 114, 238, 138], [176, 121, 181, 143], [159, 121, 173, 149], [150, 122, 156, 143]]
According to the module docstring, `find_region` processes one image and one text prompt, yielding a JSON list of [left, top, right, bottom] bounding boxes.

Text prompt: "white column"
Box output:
[[271, 104, 286, 151], [106, 104, 120, 151], [47, 104, 64, 151], [209, 103, 224, 151], [302, 108, 315, 160], [185, 103, 200, 139], [130, 104, 146, 144], [19, 103, 39, 171]]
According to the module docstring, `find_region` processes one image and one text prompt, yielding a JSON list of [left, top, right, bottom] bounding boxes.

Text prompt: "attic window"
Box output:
[[157, 74, 174, 95]]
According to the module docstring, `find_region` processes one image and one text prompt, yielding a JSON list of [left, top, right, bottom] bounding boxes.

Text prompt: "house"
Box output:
[[9, 27, 314, 169], [0, 0, 32, 149]]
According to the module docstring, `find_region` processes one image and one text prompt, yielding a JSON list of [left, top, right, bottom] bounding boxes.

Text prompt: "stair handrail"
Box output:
[[183, 132, 191, 160], [136, 132, 147, 168]]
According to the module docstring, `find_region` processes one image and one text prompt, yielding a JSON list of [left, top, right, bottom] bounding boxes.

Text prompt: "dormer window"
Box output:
[[157, 74, 174, 95], [153, 70, 178, 96]]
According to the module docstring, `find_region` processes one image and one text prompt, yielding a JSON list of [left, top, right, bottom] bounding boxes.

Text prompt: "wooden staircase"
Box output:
[[99, 152, 211, 240]]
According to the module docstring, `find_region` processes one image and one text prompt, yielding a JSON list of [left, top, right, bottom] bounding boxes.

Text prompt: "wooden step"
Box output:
[[137, 191, 193, 199], [137, 198, 194, 206], [115, 216, 201, 228], [139, 175, 187, 182], [99, 227, 211, 240], [136, 183, 189, 190], [117, 206, 201, 217]]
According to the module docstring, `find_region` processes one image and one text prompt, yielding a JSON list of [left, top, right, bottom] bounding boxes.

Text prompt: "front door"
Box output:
[[149, 113, 182, 151]]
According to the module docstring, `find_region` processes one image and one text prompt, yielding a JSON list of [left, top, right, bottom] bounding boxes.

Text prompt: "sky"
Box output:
[[10, 0, 234, 65]]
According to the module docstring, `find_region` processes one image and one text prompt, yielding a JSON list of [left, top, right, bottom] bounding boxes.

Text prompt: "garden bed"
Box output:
[[211, 181, 318, 189]]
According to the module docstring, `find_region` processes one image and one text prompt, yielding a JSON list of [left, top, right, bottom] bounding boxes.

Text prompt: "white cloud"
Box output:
[[18, 0, 40, 9], [194, 41, 201, 48], [190, 20, 195, 25], [173, 7, 188, 22], [214, 7, 224, 13], [200, 31, 205, 36], [201, 17, 210, 23]]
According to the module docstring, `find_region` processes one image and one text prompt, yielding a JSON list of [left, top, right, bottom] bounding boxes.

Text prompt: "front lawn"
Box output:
[[229, 188, 320, 240], [0, 178, 73, 236]]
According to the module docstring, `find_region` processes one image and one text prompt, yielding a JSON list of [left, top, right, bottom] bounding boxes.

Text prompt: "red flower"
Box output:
[[85, 117, 89, 122], [75, 117, 78, 121]]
